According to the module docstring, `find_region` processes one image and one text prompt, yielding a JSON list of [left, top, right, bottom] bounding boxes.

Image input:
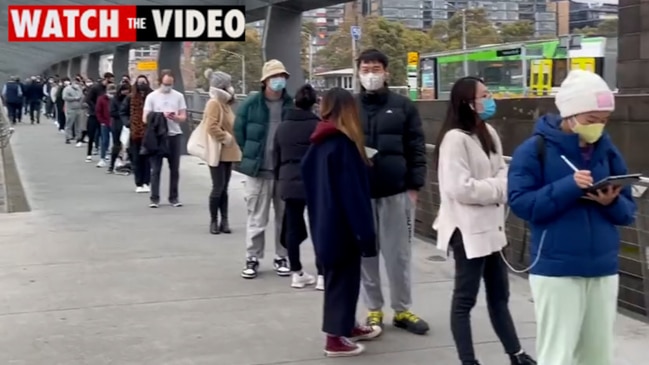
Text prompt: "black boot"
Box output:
[[219, 192, 231, 234], [209, 197, 220, 235], [510, 352, 536, 365]]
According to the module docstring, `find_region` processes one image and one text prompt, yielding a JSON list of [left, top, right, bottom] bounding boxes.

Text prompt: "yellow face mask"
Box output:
[[571, 118, 605, 144]]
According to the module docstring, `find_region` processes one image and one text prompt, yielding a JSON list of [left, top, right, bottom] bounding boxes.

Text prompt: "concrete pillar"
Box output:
[[113, 44, 131, 81], [58, 60, 69, 78], [262, 6, 304, 95], [70, 57, 82, 78], [157, 41, 189, 154], [617, 0, 649, 94], [86, 52, 101, 80]]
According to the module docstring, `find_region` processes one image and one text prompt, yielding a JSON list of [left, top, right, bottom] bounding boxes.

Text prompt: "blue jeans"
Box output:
[[100, 125, 111, 160]]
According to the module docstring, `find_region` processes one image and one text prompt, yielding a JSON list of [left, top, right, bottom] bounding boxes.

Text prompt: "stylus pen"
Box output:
[[560, 155, 593, 187]]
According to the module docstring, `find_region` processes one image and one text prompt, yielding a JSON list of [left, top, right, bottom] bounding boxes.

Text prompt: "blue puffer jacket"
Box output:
[[507, 115, 636, 277]]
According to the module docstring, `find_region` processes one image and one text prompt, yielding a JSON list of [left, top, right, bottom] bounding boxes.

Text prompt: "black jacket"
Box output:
[[141, 112, 168, 156], [119, 95, 131, 127], [273, 108, 320, 200], [109, 96, 124, 127], [25, 82, 44, 101], [84, 83, 106, 116], [358, 89, 427, 198]]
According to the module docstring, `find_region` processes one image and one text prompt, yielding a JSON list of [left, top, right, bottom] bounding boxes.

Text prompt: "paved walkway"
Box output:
[[1, 119, 647, 365]]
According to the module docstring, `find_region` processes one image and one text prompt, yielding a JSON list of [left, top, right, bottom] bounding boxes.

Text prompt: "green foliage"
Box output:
[[575, 18, 618, 37], [500, 21, 536, 43], [195, 28, 263, 93]]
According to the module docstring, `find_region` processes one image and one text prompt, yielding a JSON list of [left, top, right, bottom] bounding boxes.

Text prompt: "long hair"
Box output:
[[320, 87, 370, 165], [433, 76, 496, 167]]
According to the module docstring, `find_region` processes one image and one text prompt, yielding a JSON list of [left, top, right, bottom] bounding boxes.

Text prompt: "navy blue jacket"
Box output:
[[24, 82, 44, 101], [2, 82, 23, 104], [301, 121, 377, 266], [508, 115, 636, 277]]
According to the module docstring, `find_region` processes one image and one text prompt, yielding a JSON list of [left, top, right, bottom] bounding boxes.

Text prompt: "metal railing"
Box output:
[[420, 144, 649, 320]]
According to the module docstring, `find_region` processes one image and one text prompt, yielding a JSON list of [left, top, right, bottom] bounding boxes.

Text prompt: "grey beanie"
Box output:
[[204, 68, 232, 89]]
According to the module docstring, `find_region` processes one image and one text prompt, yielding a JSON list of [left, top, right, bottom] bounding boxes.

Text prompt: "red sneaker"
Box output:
[[350, 325, 382, 341], [324, 336, 365, 357]]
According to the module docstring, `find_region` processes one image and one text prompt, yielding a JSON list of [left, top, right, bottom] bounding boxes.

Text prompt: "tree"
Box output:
[[430, 9, 502, 50], [500, 20, 535, 43], [574, 18, 618, 37], [195, 28, 264, 94], [315, 20, 355, 71], [359, 16, 410, 85], [302, 22, 317, 81]]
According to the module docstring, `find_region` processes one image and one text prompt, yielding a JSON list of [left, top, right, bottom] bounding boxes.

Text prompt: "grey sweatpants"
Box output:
[[65, 109, 82, 140], [244, 176, 287, 259], [361, 191, 414, 312]]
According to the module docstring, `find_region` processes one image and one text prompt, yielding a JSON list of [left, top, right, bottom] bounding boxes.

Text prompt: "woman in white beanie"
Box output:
[[507, 70, 637, 365], [203, 69, 242, 234]]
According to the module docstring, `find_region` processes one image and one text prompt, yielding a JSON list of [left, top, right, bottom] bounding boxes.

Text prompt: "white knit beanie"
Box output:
[[555, 70, 615, 118]]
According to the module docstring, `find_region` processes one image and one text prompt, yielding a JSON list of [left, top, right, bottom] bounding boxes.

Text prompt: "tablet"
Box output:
[[585, 174, 642, 193]]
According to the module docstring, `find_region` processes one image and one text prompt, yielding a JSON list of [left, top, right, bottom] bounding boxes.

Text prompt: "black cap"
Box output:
[[103, 72, 114, 79]]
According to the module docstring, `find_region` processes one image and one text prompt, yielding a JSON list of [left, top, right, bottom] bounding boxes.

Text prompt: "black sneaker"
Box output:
[[510, 352, 536, 365], [273, 257, 291, 276], [241, 258, 259, 279], [169, 199, 183, 207], [393, 310, 430, 335], [149, 200, 160, 208], [106, 169, 114, 174]]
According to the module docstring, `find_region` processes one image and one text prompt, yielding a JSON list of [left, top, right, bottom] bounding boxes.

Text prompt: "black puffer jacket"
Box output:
[[358, 88, 427, 198], [273, 108, 320, 200]]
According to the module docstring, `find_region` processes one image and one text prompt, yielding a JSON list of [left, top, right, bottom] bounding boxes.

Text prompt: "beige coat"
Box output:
[[204, 98, 242, 162]]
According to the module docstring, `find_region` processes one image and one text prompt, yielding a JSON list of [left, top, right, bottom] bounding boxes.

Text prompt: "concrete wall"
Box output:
[[414, 96, 649, 319]]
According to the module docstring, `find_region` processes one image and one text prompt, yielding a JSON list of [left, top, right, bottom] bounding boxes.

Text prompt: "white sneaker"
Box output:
[[141, 184, 151, 193], [75, 142, 83, 147], [85, 156, 92, 163], [135, 186, 145, 193], [96, 160, 106, 168], [291, 271, 316, 289], [315, 275, 325, 291]]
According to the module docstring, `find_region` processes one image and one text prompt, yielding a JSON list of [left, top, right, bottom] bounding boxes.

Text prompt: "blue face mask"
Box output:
[[268, 77, 286, 92], [478, 97, 496, 121]]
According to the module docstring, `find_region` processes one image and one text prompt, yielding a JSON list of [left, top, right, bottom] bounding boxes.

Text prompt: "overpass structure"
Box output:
[[0, 0, 347, 94]]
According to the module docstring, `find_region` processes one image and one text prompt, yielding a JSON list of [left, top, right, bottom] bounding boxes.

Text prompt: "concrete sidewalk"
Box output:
[[0, 120, 646, 365]]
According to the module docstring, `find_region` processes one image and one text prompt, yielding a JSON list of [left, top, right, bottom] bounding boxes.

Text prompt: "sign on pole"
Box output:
[[351, 26, 361, 41], [136, 60, 158, 71]]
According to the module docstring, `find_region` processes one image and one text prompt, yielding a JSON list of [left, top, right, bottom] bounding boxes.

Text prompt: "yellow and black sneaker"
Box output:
[[393, 310, 429, 335], [365, 310, 384, 328]]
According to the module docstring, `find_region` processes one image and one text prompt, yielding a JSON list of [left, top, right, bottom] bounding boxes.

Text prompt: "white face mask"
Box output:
[[359, 73, 385, 91]]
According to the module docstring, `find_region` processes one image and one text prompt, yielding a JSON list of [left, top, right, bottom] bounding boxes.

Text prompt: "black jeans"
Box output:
[[29, 100, 41, 123], [209, 162, 232, 221], [130, 139, 150, 187], [6, 103, 22, 124], [323, 251, 361, 337], [86, 115, 100, 156], [149, 134, 182, 203], [450, 229, 522, 363], [56, 103, 66, 132], [283, 198, 323, 274], [109, 119, 123, 169]]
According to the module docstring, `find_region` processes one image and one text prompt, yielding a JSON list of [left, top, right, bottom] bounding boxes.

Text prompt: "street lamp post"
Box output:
[[446, 3, 468, 76], [301, 31, 315, 84], [220, 49, 246, 95]]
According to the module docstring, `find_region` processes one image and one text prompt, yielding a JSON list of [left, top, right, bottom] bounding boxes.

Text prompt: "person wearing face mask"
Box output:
[[95, 83, 116, 168], [354, 49, 428, 335], [201, 69, 242, 234], [44, 77, 55, 119], [508, 70, 636, 365], [62, 77, 85, 144], [433, 77, 536, 365], [142, 69, 188, 208], [25, 75, 44, 124], [107, 83, 132, 174], [233, 59, 294, 279], [84, 72, 115, 163], [121, 75, 153, 192]]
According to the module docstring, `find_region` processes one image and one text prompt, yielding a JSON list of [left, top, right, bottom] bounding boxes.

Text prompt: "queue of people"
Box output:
[[5, 47, 635, 365]]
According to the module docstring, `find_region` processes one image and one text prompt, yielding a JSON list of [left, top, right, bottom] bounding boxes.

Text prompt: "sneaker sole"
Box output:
[[324, 344, 365, 357], [393, 321, 429, 335], [350, 326, 383, 341], [241, 272, 257, 279], [276, 271, 291, 277]]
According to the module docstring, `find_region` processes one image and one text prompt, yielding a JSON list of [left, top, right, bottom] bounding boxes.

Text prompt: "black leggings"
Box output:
[[322, 252, 361, 337], [86, 115, 100, 156], [209, 162, 232, 221], [449, 229, 522, 363], [283, 198, 322, 274], [109, 120, 123, 169]]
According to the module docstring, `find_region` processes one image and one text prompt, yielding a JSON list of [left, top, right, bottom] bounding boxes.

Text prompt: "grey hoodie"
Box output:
[[62, 84, 84, 110]]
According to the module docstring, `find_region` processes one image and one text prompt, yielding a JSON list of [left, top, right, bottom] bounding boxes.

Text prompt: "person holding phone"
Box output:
[[507, 70, 637, 365], [143, 69, 187, 208]]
